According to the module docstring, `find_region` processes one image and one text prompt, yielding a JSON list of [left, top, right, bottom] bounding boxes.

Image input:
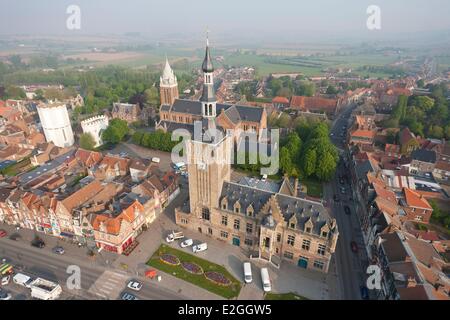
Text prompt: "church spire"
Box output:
[[201, 31, 214, 73]]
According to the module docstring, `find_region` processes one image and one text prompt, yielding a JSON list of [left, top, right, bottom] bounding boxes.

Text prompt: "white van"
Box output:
[[243, 262, 252, 284], [13, 273, 34, 288], [152, 157, 161, 163], [192, 243, 208, 253], [260, 268, 271, 292]]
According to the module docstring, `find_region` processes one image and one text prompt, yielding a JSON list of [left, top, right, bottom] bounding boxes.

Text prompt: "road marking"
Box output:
[[102, 282, 116, 289], [48, 265, 58, 269], [98, 288, 111, 294]]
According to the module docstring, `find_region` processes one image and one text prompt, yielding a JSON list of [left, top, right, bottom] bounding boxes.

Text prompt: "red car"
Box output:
[[350, 241, 358, 253], [0, 230, 7, 238]]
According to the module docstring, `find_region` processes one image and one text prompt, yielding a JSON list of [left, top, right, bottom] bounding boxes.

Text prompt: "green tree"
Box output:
[[280, 147, 293, 175], [79, 133, 96, 150], [302, 148, 317, 177], [144, 87, 160, 106], [315, 151, 337, 181], [102, 119, 129, 144]]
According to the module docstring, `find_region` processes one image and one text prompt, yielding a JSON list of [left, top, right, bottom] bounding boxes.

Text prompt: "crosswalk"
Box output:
[[88, 270, 129, 300]]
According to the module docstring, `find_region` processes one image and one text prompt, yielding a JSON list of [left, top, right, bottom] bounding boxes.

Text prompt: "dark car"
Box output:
[[9, 233, 21, 241], [344, 206, 351, 215], [0, 229, 6, 238], [31, 238, 45, 248], [121, 292, 139, 300], [333, 194, 340, 202], [360, 285, 369, 300], [350, 241, 358, 253]]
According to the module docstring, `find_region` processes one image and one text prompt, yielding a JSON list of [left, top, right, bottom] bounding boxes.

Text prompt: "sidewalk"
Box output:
[[0, 222, 118, 268]]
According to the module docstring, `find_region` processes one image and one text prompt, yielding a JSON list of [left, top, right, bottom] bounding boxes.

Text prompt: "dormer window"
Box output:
[[322, 231, 328, 238], [290, 223, 296, 229], [306, 227, 311, 233]]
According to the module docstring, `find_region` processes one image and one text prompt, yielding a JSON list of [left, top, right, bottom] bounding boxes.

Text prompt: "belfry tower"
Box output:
[[159, 57, 179, 106]]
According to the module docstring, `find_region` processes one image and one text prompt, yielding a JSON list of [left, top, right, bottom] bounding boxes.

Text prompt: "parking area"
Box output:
[[108, 142, 173, 172]]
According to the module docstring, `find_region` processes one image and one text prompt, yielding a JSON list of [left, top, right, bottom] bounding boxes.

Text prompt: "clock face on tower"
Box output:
[[197, 161, 207, 171]]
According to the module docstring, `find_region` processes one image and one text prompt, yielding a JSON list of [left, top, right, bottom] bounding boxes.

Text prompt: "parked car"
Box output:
[[360, 285, 369, 300], [0, 289, 11, 300], [52, 246, 65, 255], [333, 194, 340, 202], [31, 238, 45, 249], [260, 268, 271, 292], [344, 206, 351, 215], [119, 152, 128, 157], [180, 238, 193, 248], [192, 243, 208, 253], [340, 187, 346, 194], [350, 241, 358, 253], [0, 229, 7, 238], [243, 262, 253, 284], [166, 231, 184, 243], [121, 292, 139, 300], [261, 174, 268, 182], [127, 280, 143, 291], [9, 233, 21, 241], [1, 275, 11, 286], [152, 157, 161, 163]]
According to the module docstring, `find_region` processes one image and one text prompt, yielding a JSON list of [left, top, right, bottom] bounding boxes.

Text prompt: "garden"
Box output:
[[147, 244, 241, 299]]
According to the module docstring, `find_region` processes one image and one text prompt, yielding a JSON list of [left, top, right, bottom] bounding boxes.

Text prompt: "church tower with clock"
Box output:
[[186, 36, 232, 219]]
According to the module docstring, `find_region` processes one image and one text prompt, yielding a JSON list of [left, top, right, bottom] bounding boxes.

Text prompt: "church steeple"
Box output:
[[159, 56, 179, 106], [200, 32, 216, 118]]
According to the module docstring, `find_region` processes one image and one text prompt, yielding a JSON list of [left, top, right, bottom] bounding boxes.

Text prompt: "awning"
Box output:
[[0, 263, 13, 275]]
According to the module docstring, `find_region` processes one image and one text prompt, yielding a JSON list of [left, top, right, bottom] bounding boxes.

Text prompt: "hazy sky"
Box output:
[[1, 0, 449, 40]]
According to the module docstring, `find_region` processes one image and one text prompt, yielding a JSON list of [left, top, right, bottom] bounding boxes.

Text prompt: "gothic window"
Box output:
[[302, 239, 311, 251], [221, 215, 228, 226], [287, 235, 295, 246], [276, 233, 281, 242], [209, 104, 212, 115], [201, 207, 210, 221], [204, 104, 208, 115], [317, 244, 326, 256]]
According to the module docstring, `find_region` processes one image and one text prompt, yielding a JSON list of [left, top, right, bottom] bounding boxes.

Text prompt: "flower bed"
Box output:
[[160, 254, 180, 266], [204, 271, 231, 286], [181, 261, 203, 275]]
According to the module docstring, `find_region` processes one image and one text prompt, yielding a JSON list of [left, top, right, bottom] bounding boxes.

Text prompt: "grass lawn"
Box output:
[[265, 292, 308, 300], [147, 244, 242, 299], [302, 179, 323, 198]]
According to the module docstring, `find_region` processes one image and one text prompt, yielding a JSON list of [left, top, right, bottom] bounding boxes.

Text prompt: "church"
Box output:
[[156, 40, 267, 143], [173, 37, 339, 273]]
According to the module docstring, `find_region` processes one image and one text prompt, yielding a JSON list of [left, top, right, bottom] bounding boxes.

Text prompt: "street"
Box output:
[[325, 103, 370, 300], [0, 229, 189, 300]]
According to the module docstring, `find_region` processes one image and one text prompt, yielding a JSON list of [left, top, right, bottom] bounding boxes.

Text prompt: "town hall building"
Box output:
[[174, 38, 339, 273]]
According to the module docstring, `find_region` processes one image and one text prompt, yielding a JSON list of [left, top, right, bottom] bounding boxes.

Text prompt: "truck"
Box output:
[[29, 278, 62, 300], [166, 231, 184, 243], [13, 273, 35, 288]]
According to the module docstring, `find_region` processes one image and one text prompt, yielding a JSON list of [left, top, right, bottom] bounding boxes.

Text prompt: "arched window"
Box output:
[[204, 104, 208, 115], [209, 104, 212, 115]]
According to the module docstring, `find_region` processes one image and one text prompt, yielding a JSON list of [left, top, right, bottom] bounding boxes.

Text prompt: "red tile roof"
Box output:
[[272, 96, 290, 104], [290, 96, 338, 113], [403, 188, 432, 210]]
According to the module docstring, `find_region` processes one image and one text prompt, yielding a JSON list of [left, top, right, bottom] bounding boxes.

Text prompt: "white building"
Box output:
[[80, 115, 109, 147], [37, 102, 74, 148]]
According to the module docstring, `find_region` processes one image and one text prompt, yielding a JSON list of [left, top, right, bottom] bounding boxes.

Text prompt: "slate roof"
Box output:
[[219, 181, 332, 236], [411, 149, 437, 164], [165, 99, 264, 124]]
